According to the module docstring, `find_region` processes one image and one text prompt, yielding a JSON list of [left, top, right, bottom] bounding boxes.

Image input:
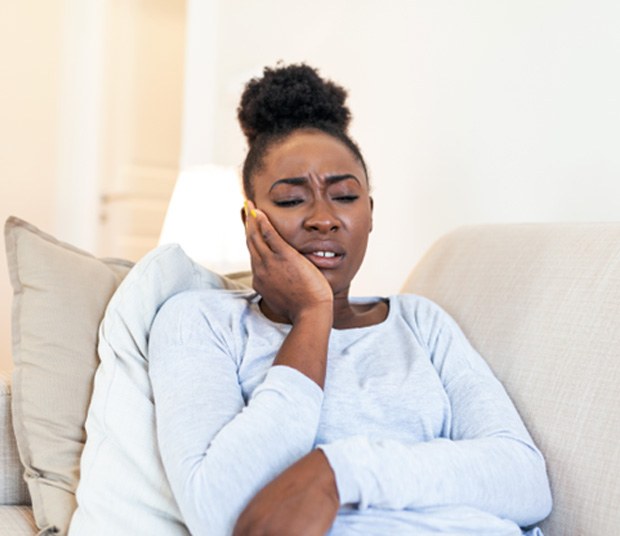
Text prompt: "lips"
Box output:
[[299, 242, 345, 269]]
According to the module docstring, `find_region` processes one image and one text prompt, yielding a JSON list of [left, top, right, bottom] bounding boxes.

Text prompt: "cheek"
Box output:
[[262, 209, 301, 246], [349, 215, 372, 258], [347, 209, 372, 235]]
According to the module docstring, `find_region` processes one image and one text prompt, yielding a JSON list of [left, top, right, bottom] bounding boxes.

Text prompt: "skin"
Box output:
[[243, 128, 387, 330], [234, 129, 388, 535]]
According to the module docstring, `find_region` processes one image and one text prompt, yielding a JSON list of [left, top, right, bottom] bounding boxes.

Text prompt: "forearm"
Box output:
[[149, 295, 326, 535], [272, 304, 333, 388], [319, 434, 551, 527], [155, 363, 323, 535]]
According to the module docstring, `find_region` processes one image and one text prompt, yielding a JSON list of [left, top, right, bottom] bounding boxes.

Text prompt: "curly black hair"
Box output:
[[237, 63, 368, 198]]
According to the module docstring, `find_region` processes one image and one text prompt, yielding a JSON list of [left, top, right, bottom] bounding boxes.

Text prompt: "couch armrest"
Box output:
[[0, 372, 31, 506]]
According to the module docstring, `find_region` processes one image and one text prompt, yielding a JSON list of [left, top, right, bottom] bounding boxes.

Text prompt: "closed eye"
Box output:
[[333, 195, 359, 203], [273, 198, 304, 207]]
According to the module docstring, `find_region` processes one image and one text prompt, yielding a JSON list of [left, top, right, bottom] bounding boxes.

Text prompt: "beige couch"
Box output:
[[2, 218, 620, 534], [0, 371, 36, 533]]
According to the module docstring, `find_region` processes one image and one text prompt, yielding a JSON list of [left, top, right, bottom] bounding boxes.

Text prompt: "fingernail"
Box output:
[[243, 200, 249, 217], [250, 209, 257, 218]]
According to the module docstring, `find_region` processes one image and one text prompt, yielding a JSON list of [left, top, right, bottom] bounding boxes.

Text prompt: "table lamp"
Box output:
[[159, 164, 250, 274]]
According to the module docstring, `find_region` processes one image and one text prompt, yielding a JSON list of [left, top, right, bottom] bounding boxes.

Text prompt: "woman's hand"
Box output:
[[246, 200, 332, 386], [233, 450, 340, 536], [245, 200, 333, 324]]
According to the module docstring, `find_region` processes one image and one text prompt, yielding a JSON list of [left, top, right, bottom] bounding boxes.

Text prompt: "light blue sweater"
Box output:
[[148, 289, 551, 535]]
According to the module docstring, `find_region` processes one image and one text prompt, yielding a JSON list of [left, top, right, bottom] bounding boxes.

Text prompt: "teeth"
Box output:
[[314, 251, 336, 258]]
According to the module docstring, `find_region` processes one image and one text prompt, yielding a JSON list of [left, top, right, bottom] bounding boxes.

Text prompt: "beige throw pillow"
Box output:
[[4, 216, 133, 535]]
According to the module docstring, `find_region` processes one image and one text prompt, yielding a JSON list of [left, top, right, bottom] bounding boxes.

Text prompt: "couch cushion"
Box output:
[[403, 223, 620, 536], [0, 372, 30, 506], [0, 505, 37, 535], [4, 217, 133, 534]]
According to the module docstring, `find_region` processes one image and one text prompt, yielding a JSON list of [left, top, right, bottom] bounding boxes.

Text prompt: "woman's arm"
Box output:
[[227, 205, 341, 535], [149, 205, 337, 535], [233, 449, 339, 536], [317, 300, 552, 527], [149, 297, 324, 535], [245, 202, 333, 388]]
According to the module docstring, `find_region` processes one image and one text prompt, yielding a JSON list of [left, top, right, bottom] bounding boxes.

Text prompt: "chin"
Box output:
[[323, 274, 352, 297]]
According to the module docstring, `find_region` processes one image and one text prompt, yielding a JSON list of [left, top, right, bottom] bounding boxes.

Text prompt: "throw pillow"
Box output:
[[4, 216, 133, 535], [68, 243, 250, 535]]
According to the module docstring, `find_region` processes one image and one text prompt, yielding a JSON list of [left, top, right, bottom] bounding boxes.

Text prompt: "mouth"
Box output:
[[299, 244, 345, 269]]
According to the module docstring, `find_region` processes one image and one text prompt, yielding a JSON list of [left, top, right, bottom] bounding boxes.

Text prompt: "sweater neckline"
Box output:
[[249, 293, 394, 333]]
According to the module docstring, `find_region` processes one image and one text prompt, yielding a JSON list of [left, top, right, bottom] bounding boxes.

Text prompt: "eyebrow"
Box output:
[[268, 174, 361, 192]]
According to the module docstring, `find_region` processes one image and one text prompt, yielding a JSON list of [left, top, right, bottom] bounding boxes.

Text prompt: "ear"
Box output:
[[369, 196, 374, 233], [240, 205, 247, 227]]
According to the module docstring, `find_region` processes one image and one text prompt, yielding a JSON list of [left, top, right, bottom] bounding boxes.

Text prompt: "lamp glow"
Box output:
[[159, 165, 250, 274]]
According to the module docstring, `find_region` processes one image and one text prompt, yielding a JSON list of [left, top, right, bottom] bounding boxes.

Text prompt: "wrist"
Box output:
[[312, 449, 340, 504], [292, 301, 334, 327], [273, 303, 332, 388]]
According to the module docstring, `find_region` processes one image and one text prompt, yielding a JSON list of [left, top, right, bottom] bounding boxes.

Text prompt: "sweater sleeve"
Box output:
[[318, 298, 552, 527], [148, 292, 323, 536]]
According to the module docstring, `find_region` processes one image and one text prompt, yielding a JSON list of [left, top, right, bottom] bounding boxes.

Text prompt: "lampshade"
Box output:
[[159, 165, 250, 274]]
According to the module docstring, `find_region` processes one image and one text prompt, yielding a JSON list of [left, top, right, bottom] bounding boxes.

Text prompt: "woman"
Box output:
[[148, 64, 552, 535]]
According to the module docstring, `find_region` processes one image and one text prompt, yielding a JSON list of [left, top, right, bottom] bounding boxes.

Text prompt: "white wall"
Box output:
[[183, 0, 620, 296], [0, 1, 66, 371], [0, 0, 185, 372], [2, 0, 619, 369]]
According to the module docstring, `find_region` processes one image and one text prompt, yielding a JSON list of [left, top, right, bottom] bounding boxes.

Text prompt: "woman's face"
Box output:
[[251, 130, 373, 298]]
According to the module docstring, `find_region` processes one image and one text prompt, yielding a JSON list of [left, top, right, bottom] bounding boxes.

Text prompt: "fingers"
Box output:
[[244, 200, 289, 258], [244, 202, 270, 265]]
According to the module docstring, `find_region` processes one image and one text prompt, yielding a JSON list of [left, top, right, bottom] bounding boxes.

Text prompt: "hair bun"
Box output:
[[237, 63, 351, 144]]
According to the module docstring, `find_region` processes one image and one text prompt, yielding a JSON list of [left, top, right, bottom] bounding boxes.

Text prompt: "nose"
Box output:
[[303, 199, 340, 233]]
